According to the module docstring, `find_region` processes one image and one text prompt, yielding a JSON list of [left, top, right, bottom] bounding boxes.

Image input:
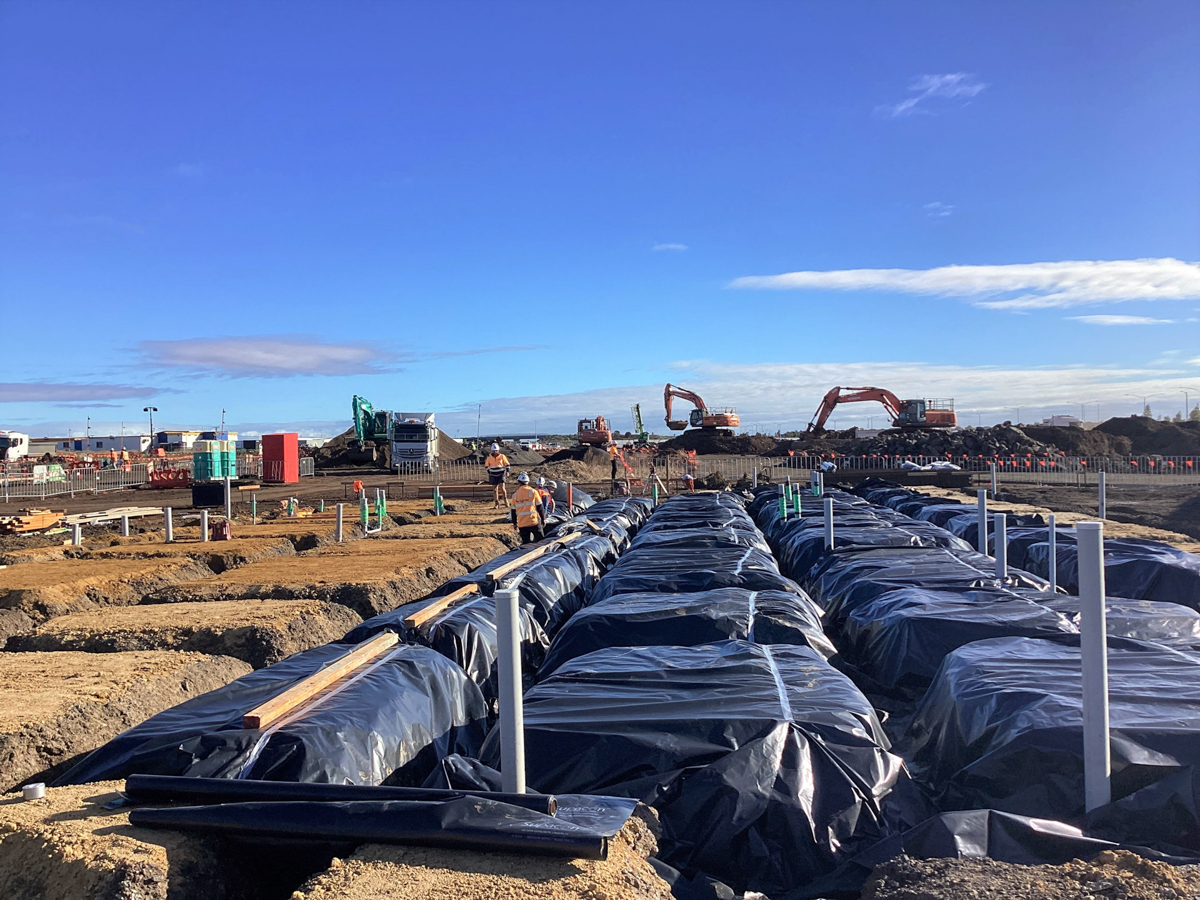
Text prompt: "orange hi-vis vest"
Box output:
[[512, 485, 542, 528], [486, 453, 509, 475]]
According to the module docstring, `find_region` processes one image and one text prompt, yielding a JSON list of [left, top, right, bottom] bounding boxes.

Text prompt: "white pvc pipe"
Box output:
[[823, 496, 834, 549], [120, 514, 130, 537], [224, 476, 232, 520], [752, 467, 758, 489], [994, 513, 1007, 578], [163, 507, 173, 543], [71, 523, 82, 546], [977, 490, 988, 555], [818, 471, 825, 496], [335, 503, 344, 542], [1077, 521, 1111, 811], [990, 462, 998, 499], [1048, 513, 1058, 593], [200, 509, 209, 542], [1098, 471, 1107, 520], [495, 586, 526, 793]]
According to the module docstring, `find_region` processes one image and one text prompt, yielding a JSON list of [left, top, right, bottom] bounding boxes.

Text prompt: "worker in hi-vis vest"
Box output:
[[510, 472, 548, 544], [484, 442, 510, 507]]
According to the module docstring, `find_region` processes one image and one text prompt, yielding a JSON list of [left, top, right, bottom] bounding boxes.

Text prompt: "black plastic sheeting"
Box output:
[[480, 641, 912, 896], [538, 587, 835, 677], [838, 587, 1077, 694], [903, 635, 1200, 820], [129, 795, 611, 860], [1040, 595, 1200, 649], [55, 643, 488, 787], [121, 773, 557, 815], [589, 544, 803, 604]]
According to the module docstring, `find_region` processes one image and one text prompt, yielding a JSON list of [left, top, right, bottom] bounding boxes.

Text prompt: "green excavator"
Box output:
[[352, 395, 390, 450]]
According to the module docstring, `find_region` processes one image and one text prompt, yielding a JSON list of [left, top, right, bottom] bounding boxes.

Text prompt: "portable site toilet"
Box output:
[[262, 432, 299, 484]]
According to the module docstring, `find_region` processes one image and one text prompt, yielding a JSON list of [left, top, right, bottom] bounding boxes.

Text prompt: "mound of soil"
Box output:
[[1020, 425, 1132, 456], [0, 650, 251, 790], [863, 850, 1200, 900], [659, 431, 780, 455], [294, 813, 670, 900], [12, 599, 362, 669], [146, 537, 508, 618], [0, 781, 251, 900], [1095, 416, 1200, 456], [545, 446, 612, 466]]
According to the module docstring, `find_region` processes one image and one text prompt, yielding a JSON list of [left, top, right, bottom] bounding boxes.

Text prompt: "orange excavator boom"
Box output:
[[663, 383, 740, 430], [806, 386, 955, 432]]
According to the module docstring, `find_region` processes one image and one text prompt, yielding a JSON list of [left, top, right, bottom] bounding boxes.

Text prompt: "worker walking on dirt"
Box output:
[[535, 475, 555, 516], [511, 472, 547, 544], [485, 443, 510, 507]]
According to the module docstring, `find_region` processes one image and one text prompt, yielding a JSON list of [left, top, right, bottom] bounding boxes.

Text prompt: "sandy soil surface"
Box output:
[[0, 556, 216, 623], [863, 851, 1200, 900], [0, 650, 250, 790], [10, 598, 360, 668], [146, 536, 507, 617], [995, 484, 1200, 543], [377, 522, 521, 548], [0, 780, 254, 900], [920, 486, 1200, 553], [294, 814, 671, 900]]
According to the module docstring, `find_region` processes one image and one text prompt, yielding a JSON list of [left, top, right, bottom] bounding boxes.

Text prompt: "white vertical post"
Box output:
[[1098, 471, 1106, 520], [335, 503, 344, 542], [495, 586, 526, 793], [994, 513, 1007, 578], [977, 490, 988, 555], [818, 471, 825, 496], [71, 523, 82, 546], [990, 462, 998, 498], [120, 514, 130, 537], [752, 466, 758, 488], [163, 507, 173, 543], [1077, 521, 1111, 811], [224, 476, 232, 521], [823, 496, 834, 549], [200, 509, 209, 542], [1048, 513, 1058, 592]]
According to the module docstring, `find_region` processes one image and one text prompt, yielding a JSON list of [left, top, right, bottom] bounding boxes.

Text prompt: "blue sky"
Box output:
[[2, 0, 1199, 439]]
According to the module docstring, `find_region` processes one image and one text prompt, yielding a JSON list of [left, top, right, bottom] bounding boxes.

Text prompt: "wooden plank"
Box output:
[[485, 531, 582, 583], [403, 583, 481, 630], [242, 632, 399, 730]]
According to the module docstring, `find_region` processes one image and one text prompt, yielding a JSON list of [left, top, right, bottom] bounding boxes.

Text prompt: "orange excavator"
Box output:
[[663, 383, 741, 432], [577, 416, 613, 447], [806, 386, 956, 433]]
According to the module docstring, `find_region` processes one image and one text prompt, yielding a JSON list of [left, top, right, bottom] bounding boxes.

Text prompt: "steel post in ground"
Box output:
[[71, 523, 82, 545], [977, 490, 989, 555], [335, 503, 344, 542], [200, 509, 209, 542], [1077, 521, 1111, 811], [994, 513, 1007, 578], [120, 514, 130, 537], [1048, 513, 1058, 592], [1098, 471, 1107, 519], [823, 496, 834, 549], [224, 477, 232, 521], [163, 507, 173, 543], [495, 586, 526, 794]]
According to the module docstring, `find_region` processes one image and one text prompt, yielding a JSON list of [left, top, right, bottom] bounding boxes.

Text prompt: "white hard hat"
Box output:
[[536, 476, 546, 486], [517, 471, 530, 483], [491, 442, 500, 451]]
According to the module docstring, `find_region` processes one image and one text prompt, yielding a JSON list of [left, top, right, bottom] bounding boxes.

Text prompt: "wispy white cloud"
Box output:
[[729, 258, 1200, 310], [173, 162, 205, 178], [1069, 315, 1175, 326], [653, 243, 688, 252], [877, 73, 987, 118], [923, 202, 954, 218], [0, 382, 161, 403], [139, 336, 398, 377]]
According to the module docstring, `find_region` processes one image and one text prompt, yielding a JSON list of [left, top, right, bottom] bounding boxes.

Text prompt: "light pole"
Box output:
[[1181, 388, 1200, 419], [1126, 393, 1161, 417], [144, 407, 158, 445]]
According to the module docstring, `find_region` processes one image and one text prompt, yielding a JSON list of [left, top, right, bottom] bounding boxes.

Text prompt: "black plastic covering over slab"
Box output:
[[904, 635, 1200, 819], [481, 641, 909, 895], [589, 544, 802, 604], [56, 643, 488, 787], [129, 795, 611, 860], [539, 587, 835, 677], [838, 586, 1077, 693]]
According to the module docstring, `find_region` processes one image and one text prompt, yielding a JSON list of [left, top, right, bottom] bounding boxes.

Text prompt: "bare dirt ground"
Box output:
[[863, 851, 1200, 900], [294, 814, 671, 900], [0, 650, 250, 790], [145, 536, 508, 617], [10, 598, 361, 668], [0, 781, 254, 900], [997, 484, 1200, 543]]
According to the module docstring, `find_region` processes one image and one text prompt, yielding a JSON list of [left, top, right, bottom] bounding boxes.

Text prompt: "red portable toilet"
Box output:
[[262, 432, 299, 483]]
